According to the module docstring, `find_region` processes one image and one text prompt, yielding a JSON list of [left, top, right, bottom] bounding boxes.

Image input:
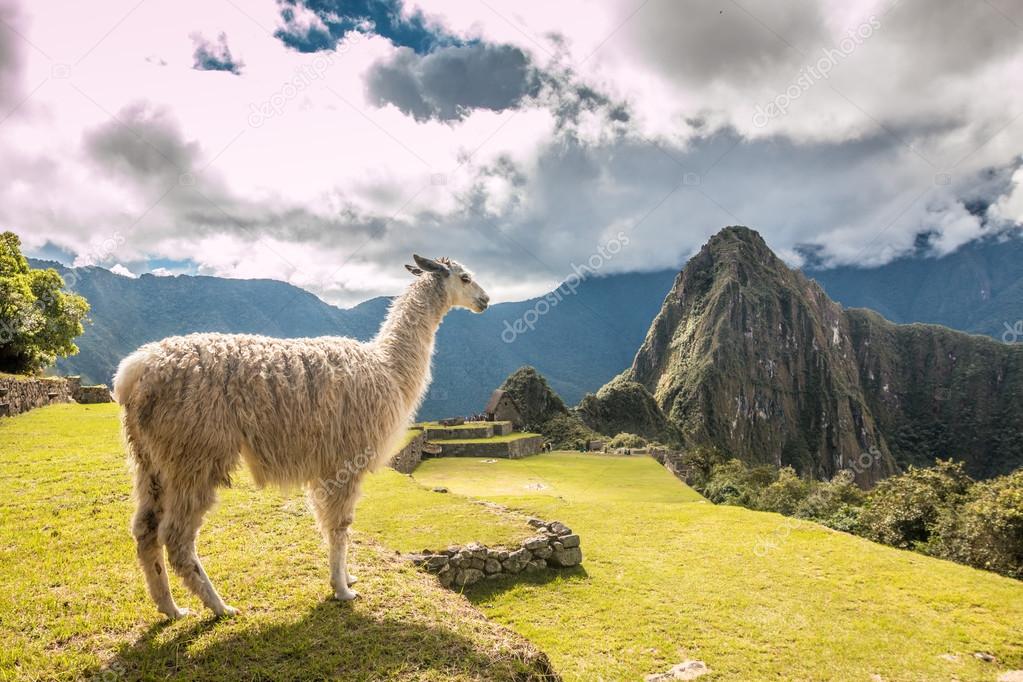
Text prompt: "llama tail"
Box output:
[[112, 348, 153, 405]]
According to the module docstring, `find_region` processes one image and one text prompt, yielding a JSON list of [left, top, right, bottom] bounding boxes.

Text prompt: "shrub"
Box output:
[[930, 469, 1023, 579], [702, 459, 775, 507], [756, 467, 810, 516], [538, 413, 600, 450], [857, 460, 973, 549], [608, 432, 647, 449], [795, 470, 865, 532]]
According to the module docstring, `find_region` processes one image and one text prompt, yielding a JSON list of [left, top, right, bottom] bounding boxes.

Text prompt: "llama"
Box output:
[[113, 255, 489, 618]]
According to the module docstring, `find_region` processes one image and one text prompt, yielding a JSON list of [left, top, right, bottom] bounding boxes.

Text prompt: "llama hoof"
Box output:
[[347, 574, 358, 586], [334, 587, 359, 602], [215, 605, 239, 618], [163, 606, 190, 620]]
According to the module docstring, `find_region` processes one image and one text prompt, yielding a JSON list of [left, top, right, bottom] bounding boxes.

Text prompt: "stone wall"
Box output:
[[425, 424, 496, 440], [76, 385, 113, 404], [391, 430, 426, 474], [652, 450, 695, 485], [0, 375, 113, 418], [409, 518, 583, 588], [435, 435, 544, 459], [0, 376, 73, 417], [492, 422, 514, 436]]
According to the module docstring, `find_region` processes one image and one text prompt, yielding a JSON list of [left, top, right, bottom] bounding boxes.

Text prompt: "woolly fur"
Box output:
[[114, 257, 488, 617]]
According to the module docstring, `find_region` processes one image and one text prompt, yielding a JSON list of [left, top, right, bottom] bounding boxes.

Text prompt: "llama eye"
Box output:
[[460, 275, 471, 283]]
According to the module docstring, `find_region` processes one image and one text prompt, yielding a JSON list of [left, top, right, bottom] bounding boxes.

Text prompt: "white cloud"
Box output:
[[109, 263, 136, 278], [0, 0, 1020, 306]]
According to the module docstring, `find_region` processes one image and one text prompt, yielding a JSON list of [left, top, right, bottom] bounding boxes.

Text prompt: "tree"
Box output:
[[0, 232, 89, 374], [756, 466, 810, 516], [857, 460, 973, 549], [930, 469, 1023, 579]]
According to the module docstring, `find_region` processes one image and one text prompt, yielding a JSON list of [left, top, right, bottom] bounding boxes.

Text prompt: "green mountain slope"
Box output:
[[30, 259, 676, 419], [588, 227, 1023, 481], [808, 229, 1023, 339]]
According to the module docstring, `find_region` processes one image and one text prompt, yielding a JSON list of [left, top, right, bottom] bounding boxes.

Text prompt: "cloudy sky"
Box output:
[[1, 0, 1021, 305]]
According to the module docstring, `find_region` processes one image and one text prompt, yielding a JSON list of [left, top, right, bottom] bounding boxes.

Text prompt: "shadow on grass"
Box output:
[[90, 598, 559, 681], [462, 565, 590, 601]]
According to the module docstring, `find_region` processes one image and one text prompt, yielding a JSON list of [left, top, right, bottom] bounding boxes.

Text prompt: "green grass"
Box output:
[[410, 453, 1023, 682], [5, 404, 1023, 682], [434, 433, 542, 444], [0, 405, 553, 681]]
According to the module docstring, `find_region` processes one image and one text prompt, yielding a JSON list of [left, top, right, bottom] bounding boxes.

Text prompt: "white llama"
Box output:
[[113, 255, 489, 618]]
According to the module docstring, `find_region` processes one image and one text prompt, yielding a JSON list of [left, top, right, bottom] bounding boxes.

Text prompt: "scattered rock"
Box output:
[[431, 486, 449, 493], [454, 568, 484, 587], [998, 671, 1023, 682], [976, 653, 998, 663], [409, 516, 584, 588], [938, 653, 960, 663], [508, 547, 530, 563], [481, 458, 498, 463], [424, 555, 449, 572], [560, 534, 581, 548], [525, 559, 547, 572], [645, 660, 709, 681], [548, 521, 571, 536], [549, 546, 583, 567], [523, 536, 548, 551]]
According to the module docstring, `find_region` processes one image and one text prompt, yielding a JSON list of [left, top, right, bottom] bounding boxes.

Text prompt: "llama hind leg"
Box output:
[[162, 487, 237, 617], [131, 465, 185, 619]]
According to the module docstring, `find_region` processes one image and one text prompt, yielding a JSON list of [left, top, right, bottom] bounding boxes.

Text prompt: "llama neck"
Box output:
[[373, 278, 448, 410]]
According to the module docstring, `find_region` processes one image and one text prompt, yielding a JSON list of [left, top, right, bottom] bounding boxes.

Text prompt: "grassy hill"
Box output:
[[0, 405, 553, 681], [3, 405, 1022, 680]]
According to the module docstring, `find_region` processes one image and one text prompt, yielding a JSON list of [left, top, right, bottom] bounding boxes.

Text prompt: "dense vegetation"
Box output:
[[498, 366, 600, 448], [576, 377, 668, 440], [675, 448, 1023, 579], [0, 234, 89, 374]]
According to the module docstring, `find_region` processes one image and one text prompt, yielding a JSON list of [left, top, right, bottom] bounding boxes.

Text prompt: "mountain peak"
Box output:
[[603, 227, 1023, 484], [701, 225, 778, 265]]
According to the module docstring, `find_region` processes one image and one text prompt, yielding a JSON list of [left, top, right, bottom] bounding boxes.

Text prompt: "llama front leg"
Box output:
[[310, 484, 359, 600], [328, 525, 358, 601]]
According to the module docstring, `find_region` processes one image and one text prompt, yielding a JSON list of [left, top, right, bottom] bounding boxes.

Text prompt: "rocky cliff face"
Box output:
[[597, 226, 1023, 483]]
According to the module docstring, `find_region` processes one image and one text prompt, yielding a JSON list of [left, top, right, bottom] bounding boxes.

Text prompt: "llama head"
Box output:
[[405, 254, 490, 313]]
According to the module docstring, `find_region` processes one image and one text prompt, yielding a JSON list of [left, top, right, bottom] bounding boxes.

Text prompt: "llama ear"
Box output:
[[412, 254, 450, 275], [405, 264, 424, 276]]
